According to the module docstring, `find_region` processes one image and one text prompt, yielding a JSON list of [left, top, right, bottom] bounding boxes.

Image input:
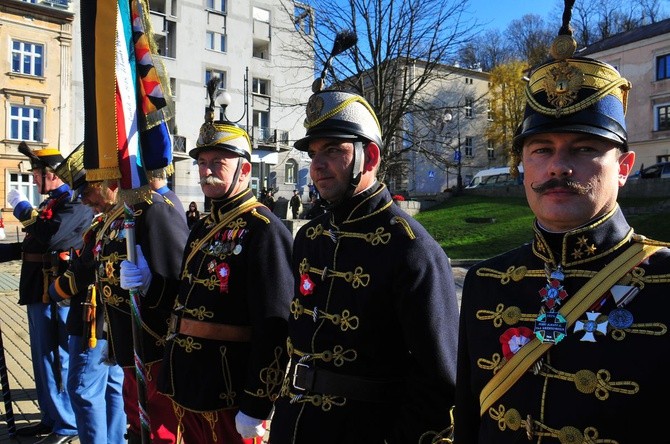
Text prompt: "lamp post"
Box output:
[[443, 107, 463, 191], [217, 67, 249, 130]]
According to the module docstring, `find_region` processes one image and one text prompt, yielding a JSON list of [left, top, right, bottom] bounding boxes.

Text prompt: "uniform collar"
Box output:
[[330, 182, 389, 224], [210, 188, 255, 223], [532, 205, 633, 268]]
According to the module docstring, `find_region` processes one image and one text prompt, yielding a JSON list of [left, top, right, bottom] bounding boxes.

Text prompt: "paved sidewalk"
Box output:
[[0, 260, 56, 444]]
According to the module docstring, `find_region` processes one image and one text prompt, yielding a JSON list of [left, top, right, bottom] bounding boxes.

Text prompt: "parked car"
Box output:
[[465, 165, 524, 189], [629, 161, 670, 180]]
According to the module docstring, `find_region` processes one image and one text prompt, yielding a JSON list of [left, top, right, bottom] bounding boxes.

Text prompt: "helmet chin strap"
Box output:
[[40, 168, 47, 195], [219, 158, 243, 200], [342, 140, 365, 201]]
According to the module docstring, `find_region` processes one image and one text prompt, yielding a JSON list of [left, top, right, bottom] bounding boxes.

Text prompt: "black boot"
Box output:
[[125, 429, 142, 444]]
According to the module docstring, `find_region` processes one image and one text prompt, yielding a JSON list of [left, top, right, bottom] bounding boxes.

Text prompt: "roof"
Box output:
[[578, 18, 670, 56]]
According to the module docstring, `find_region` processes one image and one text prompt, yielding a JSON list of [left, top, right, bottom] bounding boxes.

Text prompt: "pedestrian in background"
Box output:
[[48, 145, 126, 444], [269, 31, 459, 443], [289, 189, 301, 219], [454, 2, 670, 442], [186, 201, 200, 229], [0, 143, 93, 444]]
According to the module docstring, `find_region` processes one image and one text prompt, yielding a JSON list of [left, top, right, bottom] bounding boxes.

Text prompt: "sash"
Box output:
[[479, 242, 663, 416]]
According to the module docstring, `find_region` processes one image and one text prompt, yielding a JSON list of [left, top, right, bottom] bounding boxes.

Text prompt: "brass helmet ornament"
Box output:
[[54, 142, 87, 201], [295, 30, 383, 198], [511, 0, 631, 173], [189, 76, 252, 161]]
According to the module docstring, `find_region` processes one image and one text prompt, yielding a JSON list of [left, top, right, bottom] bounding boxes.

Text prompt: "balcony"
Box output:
[[247, 127, 291, 151]]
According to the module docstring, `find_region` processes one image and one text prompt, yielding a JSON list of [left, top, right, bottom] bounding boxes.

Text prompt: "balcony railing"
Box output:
[[246, 127, 290, 150]]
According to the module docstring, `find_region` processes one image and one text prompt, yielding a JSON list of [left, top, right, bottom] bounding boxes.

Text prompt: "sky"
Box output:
[[466, 0, 560, 31]]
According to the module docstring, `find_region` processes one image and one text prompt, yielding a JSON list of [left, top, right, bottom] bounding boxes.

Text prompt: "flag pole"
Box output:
[[123, 203, 151, 443]]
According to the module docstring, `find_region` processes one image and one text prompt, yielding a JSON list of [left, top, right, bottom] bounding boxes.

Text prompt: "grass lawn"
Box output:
[[415, 194, 670, 261]]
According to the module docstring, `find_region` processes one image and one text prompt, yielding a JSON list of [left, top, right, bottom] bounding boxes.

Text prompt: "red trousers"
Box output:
[[123, 363, 180, 443], [173, 403, 265, 444]]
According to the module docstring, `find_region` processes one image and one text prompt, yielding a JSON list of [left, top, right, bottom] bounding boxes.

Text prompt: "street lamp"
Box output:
[[443, 108, 463, 190], [217, 67, 249, 129]]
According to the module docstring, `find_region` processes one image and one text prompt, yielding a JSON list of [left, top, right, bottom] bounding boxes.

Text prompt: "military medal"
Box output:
[[299, 274, 315, 296], [233, 244, 242, 255], [574, 312, 608, 342], [606, 284, 639, 329], [215, 262, 230, 293], [608, 308, 634, 329], [534, 311, 567, 344]]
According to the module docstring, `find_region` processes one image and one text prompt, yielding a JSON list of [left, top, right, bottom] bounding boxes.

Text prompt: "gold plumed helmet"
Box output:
[[294, 31, 382, 152], [18, 142, 64, 171], [512, 0, 631, 167], [54, 142, 86, 192], [189, 77, 252, 161]]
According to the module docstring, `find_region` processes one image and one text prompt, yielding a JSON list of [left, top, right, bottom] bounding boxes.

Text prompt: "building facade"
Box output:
[[1, 0, 316, 231], [0, 0, 75, 232], [580, 19, 670, 171]]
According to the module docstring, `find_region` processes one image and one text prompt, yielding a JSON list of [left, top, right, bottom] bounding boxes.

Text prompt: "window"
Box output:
[[464, 137, 473, 157], [656, 104, 670, 131], [12, 40, 44, 76], [8, 173, 40, 207], [252, 78, 269, 96], [487, 139, 495, 159], [253, 110, 271, 142], [206, 0, 226, 13], [465, 98, 473, 118], [465, 77, 473, 84], [205, 69, 226, 90], [205, 31, 226, 52], [657, 54, 670, 81], [285, 159, 298, 184], [9, 105, 43, 142], [253, 7, 270, 23], [487, 100, 493, 121]]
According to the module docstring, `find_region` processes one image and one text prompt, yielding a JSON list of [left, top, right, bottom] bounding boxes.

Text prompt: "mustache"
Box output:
[[199, 176, 225, 186], [530, 178, 593, 195]]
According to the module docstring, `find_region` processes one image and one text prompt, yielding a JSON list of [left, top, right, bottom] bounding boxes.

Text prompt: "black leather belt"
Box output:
[[290, 361, 400, 403]]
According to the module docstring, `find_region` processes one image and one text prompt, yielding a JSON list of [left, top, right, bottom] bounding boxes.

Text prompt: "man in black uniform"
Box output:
[[454, 3, 670, 442], [0, 143, 93, 444], [152, 85, 294, 442], [48, 145, 126, 444], [269, 58, 460, 443]]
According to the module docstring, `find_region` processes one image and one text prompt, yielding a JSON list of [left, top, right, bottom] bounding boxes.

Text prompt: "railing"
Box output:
[[173, 135, 186, 153]]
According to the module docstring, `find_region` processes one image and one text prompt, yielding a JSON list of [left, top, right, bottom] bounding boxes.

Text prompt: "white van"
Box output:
[[465, 165, 524, 189]]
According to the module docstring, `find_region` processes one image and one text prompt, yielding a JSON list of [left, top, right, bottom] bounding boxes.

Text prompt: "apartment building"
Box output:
[[579, 19, 670, 170], [389, 63, 492, 196], [70, 0, 316, 208], [0, 0, 75, 231]]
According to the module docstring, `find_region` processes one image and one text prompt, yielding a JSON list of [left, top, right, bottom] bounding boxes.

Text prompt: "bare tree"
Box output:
[[506, 14, 554, 67], [278, 0, 480, 183]]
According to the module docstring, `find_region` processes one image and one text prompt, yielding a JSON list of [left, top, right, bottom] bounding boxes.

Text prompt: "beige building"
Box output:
[[0, 0, 75, 232], [579, 19, 670, 171], [385, 63, 492, 195]]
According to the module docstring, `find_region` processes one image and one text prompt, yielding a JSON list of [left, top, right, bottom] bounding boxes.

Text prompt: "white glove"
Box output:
[[7, 189, 29, 208], [120, 245, 152, 294], [234, 411, 266, 439]]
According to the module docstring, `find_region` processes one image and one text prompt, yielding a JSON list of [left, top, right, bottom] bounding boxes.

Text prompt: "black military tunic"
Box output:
[[270, 182, 459, 444], [51, 214, 107, 340], [454, 207, 670, 443], [93, 189, 188, 367], [158, 188, 294, 420], [0, 185, 93, 304]]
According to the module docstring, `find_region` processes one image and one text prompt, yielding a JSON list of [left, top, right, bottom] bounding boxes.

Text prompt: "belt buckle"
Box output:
[[292, 362, 309, 391], [167, 313, 179, 340]]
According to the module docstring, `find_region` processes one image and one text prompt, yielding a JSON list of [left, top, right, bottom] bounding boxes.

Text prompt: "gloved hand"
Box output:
[[120, 245, 152, 294], [234, 411, 266, 439], [7, 189, 29, 208]]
